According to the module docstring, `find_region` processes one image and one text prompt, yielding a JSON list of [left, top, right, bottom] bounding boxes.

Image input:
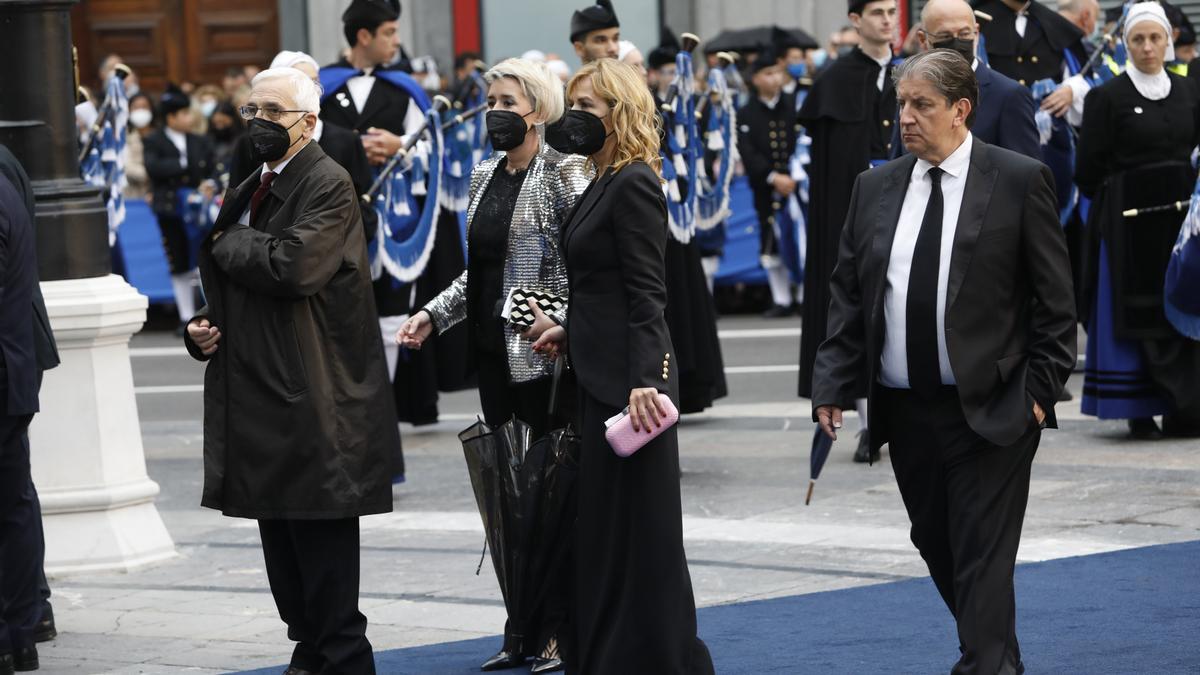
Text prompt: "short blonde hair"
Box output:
[[484, 58, 565, 125], [567, 59, 662, 176]]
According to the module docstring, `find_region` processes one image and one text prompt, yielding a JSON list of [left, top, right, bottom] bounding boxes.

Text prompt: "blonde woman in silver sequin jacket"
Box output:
[[398, 59, 590, 415], [396, 56, 590, 673]]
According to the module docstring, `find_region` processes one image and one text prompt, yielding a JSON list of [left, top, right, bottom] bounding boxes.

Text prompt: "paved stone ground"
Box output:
[[31, 316, 1200, 673]]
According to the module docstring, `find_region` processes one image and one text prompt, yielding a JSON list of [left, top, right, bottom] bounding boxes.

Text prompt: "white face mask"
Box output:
[[200, 100, 218, 118], [130, 108, 153, 129]]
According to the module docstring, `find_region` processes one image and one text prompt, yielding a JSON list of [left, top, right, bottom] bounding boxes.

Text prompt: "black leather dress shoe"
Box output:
[[1128, 417, 1163, 441], [33, 604, 56, 643], [480, 650, 526, 671], [852, 432, 879, 464], [0, 653, 14, 675], [282, 667, 315, 675], [530, 656, 564, 673], [12, 646, 37, 672], [761, 304, 794, 319]]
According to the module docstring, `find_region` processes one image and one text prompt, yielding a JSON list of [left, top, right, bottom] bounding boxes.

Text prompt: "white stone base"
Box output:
[[29, 274, 176, 576]]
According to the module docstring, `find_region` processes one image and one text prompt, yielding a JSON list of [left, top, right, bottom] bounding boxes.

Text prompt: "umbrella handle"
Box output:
[[805, 480, 815, 506]]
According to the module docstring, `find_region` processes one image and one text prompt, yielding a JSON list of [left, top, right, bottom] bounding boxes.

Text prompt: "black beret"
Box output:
[[648, 25, 681, 70], [342, 0, 399, 28], [570, 0, 620, 43], [750, 48, 780, 75], [159, 84, 190, 116]]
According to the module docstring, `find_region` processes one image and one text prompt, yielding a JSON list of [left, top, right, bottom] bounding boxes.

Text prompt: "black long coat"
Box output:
[[796, 48, 897, 400], [185, 141, 399, 519]]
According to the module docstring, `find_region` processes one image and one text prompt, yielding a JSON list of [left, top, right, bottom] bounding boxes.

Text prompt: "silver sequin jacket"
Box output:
[[422, 145, 592, 383]]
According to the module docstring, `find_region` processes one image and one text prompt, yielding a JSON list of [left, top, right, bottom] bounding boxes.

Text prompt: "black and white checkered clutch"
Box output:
[[503, 288, 567, 328]]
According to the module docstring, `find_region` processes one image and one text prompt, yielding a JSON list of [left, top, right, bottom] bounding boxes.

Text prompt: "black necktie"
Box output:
[[907, 166, 944, 396]]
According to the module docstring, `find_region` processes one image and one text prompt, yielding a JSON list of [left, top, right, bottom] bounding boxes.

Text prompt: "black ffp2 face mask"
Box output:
[[486, 109, 534, 151], [931, 38, 976, 65], [544, 110, 609, 156], [247, 116, 305, 163]]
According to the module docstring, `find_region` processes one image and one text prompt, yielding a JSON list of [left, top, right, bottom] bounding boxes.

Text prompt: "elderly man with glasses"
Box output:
[[182, 67, 400, 675]]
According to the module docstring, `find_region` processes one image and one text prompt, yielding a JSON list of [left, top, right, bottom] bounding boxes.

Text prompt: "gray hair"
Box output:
[[484, 58, 566, 125], [892, 49, 978, 128], [251, 67, 322, 112]]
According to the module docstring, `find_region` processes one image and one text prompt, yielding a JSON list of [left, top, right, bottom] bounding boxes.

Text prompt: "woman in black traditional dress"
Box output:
[[1075, 2, 1200, 439], [535, 58, 714, 675]]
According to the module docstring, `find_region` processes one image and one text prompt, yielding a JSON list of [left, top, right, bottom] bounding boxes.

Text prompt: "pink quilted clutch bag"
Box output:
[[604, 393, 679, 457]]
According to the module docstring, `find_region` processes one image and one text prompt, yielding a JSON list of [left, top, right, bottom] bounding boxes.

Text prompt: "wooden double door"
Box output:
[[71, 0, 280, 94]]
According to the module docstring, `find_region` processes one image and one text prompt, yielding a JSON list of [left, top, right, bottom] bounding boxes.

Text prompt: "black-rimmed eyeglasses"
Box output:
[[238, 104, 309, 122]]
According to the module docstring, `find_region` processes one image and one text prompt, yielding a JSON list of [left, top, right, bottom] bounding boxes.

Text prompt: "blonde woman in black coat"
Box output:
[[534, 58, 714, 675]]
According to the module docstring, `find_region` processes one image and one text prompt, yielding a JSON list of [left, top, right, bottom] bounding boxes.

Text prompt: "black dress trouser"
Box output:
[[880, 386, 1038, 675], [0, 413, 39, 656], [257, 518, 374, 675]]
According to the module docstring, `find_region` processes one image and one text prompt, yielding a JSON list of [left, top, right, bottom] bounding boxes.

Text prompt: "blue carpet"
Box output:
[[236, 540, 1200, 674]]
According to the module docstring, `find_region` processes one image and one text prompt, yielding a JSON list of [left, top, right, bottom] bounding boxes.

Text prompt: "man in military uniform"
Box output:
[[797, 0, 899, 463], [738, 50, 802, 318], [974, 0, 1088, 217]]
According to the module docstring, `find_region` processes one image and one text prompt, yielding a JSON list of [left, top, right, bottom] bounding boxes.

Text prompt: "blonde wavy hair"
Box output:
[[566, 59, 662, 177]]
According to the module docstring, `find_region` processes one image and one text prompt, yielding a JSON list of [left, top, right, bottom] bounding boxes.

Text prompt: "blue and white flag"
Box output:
[[663, 49, 700, 243], [696, 65, 737, 231], [440, 73, 490, 212], [369, 107, 444, 283], [80, 73, 129, 246], [1165, 176, 1200, 340]]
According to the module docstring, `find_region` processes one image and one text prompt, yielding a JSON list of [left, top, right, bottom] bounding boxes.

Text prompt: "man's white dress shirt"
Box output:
[[880, 133, 974, 389]]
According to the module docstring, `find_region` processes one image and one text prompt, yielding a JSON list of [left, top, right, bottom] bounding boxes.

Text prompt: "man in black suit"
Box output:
[[0, 166, 45, 673], [0, 145, 61, 652], [143, 85, 216, 330], [813, 50, 1076, 674], [896, 0, 1040, 159]]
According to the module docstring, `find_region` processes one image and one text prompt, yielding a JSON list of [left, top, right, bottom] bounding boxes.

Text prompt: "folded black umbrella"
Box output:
[[459, 418, 580, 657], [806, 425, 834, 505]]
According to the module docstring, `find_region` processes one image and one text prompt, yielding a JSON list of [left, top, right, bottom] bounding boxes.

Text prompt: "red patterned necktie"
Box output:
[[249, 170, 276, 227]]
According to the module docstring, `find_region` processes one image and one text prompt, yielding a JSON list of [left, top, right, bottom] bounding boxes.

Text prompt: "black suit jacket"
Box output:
[[143, 129, 215, 215], [892, 65, 1040, 160], [812, 138, 1077, 448], [0, 173, 40, 416], [561, 162, 674, 408], [0, 144, 59, 375]]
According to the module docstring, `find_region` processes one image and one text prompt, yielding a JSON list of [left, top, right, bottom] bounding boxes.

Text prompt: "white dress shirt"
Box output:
[[870, 51, 892, 92], [164, 127, 188, 169], [879, 133, 974, 389], [1014, 3, 1029, 38], [237, 140, 310, 226], [346, 67, 425, 137]]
